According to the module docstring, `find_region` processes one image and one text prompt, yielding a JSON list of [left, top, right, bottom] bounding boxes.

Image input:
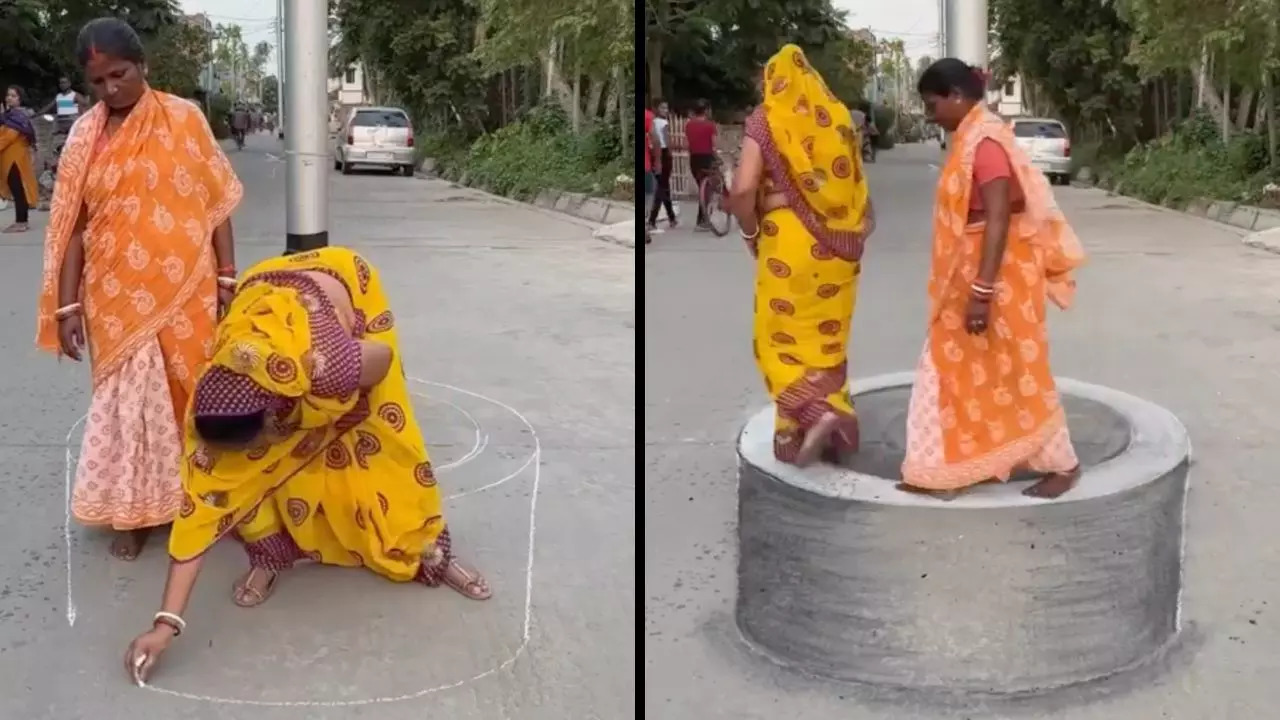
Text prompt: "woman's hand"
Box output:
[[216, 286, 235, 320], [964, 297, 991, 335], [58, 314, 85, 361], [124, 626, 175, 685]]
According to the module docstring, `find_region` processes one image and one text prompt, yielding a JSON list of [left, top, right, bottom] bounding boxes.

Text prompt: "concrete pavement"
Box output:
[[0, 132, 635, 720], [645, 142, 1280, 718]]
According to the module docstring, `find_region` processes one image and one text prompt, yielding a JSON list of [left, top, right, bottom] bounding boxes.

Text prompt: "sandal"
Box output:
[[2, 223, 29, 234], [442, 560, 492, 601], [232, 567, 280, 608]]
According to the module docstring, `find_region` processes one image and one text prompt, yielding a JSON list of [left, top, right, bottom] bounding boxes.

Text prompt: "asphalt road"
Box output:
[[645, 141, 1280, 719], [0, 132, 636, 720]]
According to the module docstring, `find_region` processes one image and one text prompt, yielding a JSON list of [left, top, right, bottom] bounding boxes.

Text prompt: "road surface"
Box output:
[[0, 132, 636, 720], [645, 141, 1280, 719]]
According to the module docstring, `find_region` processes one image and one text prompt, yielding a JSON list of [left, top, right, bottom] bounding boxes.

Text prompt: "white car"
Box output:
[[333, 106, 416, 176], [1011, 117, 1072, 185]]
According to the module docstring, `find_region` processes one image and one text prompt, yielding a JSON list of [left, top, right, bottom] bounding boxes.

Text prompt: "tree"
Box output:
[[990, 0, 1145, 144], [262, 75, 279, 111], [145, 19, 209, 98]]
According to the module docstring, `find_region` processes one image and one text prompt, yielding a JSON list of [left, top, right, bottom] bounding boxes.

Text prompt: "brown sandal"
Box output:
[[1022, 466, 1082, 499], [442, 561, 492, 601], [232, 568, 280, 608]]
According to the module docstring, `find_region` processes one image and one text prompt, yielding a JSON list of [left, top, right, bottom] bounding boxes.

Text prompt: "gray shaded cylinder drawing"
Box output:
[[736, 372, 1190, 695]]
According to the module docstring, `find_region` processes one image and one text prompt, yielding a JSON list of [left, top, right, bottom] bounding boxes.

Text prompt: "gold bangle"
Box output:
[[54, 302, 82, 320]]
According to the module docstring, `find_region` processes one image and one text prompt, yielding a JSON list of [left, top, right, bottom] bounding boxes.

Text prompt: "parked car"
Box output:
[[1011, 117, 1071, 186], [333, 106, 416, 176]]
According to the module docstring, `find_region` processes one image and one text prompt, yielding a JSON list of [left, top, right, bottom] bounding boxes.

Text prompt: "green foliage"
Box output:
[[991, 0, 1145, 143], [146, 20, 208, 98], [427, 104, 625, 199], [1112, 108, 1276, 206], [646, 0, 872, 112], [206, 93, 231, 139], [0, 0, 184, 107]]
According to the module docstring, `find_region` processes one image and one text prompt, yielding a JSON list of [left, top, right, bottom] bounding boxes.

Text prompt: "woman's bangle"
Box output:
[[215, 265, 237, 277], [740, 225, 761, 240], [216, 276, 238, 289], [54, 302, 82, 320], [153, 611, 185, 637]]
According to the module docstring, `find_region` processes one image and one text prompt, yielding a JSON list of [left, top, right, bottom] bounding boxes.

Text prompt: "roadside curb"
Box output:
[[1071, 181, 1280, 247], [413, 173, 636, 247]]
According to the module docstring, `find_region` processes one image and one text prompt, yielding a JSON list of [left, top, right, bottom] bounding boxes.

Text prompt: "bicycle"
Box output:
[[697, 151, 735, 237]]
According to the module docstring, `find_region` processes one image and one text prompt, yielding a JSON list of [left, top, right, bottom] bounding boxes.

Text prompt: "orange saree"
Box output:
[[36, 90, 243, 528], [901, 105, 1085, 491]]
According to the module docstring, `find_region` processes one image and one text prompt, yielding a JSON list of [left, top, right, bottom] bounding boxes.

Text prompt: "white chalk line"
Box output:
[[63, 383, 488, 629], [63, 379, 543, 707]]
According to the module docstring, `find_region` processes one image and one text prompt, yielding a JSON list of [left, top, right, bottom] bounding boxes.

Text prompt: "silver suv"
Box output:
[[333, 106, 415, 176]]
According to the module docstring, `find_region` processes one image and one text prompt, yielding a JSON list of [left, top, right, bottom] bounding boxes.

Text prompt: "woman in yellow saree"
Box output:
[[124, 246, 491, 682], [729, 45, 875, 466]]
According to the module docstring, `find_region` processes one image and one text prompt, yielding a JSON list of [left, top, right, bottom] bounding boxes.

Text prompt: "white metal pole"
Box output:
[[275, 0, 285, 139], [283, 0, 329, 252], [945, 0, 988, 70]]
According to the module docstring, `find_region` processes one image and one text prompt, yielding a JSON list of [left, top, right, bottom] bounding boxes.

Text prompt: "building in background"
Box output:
[[988, 73, 1025, 117]]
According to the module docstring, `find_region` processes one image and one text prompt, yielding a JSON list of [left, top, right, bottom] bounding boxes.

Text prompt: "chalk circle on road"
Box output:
[[736, 371, 1190, 696], [62, 378, 542, 707]]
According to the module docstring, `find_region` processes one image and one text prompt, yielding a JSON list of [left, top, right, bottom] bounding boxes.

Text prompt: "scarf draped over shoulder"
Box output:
[[744, 44, 874, 261], [35, 90, 243, 384]]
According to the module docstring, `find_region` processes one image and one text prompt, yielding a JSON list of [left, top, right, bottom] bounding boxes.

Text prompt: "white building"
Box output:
[[328, 63, 368, 107], [988, 73, 1025, 118]]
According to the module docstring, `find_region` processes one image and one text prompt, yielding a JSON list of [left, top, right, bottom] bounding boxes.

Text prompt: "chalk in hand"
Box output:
[[132, 653, 147, 687]]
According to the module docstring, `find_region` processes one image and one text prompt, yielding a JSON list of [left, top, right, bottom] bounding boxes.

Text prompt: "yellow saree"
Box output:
[[169, 247, 447, 583], [746, 44, 874, 462]]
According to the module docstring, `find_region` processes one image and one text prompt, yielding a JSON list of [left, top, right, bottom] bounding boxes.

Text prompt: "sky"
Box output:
[[832, 0, 941, 62], [178, 0, 280, 70]]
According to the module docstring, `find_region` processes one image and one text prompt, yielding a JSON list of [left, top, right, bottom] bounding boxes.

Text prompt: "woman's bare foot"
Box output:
[[109, 528, 152, 561], [795, 411, 841, 467], [442, 560, 492, 600], [232, 567, 280, 608], [1022, 466, 1081, 499], [2, 222, 29, 234]]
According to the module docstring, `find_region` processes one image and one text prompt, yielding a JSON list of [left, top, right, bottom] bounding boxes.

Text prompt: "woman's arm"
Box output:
[[976, 177, 1012, 283], [211, 218, 235, 271], [57, 204, 89, 306], [729, 137, 764, 237], [157, 556, 205, 619], [357, 340, 393, 389]]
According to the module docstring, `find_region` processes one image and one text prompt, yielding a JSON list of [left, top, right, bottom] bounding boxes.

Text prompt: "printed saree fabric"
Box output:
[[169, 247, 447, 584], [901, 104, 1086, 490]]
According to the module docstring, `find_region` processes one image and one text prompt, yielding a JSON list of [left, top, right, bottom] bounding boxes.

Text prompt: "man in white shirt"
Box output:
[[647, 100, 677, 229]]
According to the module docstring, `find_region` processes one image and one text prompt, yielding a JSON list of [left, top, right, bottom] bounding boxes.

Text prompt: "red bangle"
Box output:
[[216, 265, 236, 277]]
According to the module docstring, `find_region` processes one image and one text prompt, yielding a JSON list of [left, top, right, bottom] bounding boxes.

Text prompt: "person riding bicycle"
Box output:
[[230, 104, 249, 146], [685, 99, 718, 231]]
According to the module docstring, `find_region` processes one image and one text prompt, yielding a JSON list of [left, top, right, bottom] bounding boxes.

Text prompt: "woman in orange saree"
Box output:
[[36, 19, 243, 557], [0, 85, 39, 233], [900, 58, 1086, 500]]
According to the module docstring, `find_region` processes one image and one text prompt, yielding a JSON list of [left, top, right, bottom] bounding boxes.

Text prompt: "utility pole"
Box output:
[[944, 0, 988, 71], [283, 0, 329, 253], [275, 0, 285, 139]]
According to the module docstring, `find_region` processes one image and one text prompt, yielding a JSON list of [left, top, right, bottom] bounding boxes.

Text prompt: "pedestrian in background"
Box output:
[[39, 76, 88, 136], [647, 99, 676, 229], [0, 85, 38, 233], [643, 104, 661, 244], [728, 44, 874, 465], [899, 58, 1085, 500], [685, 99, 717, 230], [36, 17, 244, 560]]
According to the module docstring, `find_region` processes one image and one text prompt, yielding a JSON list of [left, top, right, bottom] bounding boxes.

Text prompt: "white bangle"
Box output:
[[216, 276, 238, 289], [740, 226, 760, 240], [153, 611, 186, 636]]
